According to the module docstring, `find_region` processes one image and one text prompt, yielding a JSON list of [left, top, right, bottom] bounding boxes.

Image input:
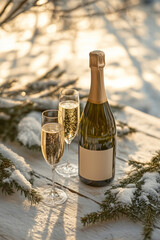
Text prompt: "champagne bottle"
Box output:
[[78, 50, 116, 187]]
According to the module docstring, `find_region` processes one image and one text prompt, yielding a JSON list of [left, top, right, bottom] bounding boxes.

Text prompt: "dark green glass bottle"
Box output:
[[78, 50, 116, 187]]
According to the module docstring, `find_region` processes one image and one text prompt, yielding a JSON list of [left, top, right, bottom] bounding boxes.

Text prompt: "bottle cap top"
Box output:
[[89, 50, 105, 68]]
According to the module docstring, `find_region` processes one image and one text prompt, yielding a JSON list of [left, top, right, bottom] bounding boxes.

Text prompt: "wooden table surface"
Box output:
[[0, 104, 160, 240]]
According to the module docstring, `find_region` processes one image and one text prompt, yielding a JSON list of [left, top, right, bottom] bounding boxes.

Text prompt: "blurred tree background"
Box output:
[[0, 0, 160, 116]]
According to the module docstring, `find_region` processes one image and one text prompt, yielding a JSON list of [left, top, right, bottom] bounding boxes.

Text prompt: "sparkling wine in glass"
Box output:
[[55, 89, 80, 178], [41, 109, 67, 206]]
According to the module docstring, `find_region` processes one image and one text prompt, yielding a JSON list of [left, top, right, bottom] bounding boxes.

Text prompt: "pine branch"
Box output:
[[117, 120, 136, 137], [0, 65, 78, 146], [0, 146, 42, 204], [0, 0, 12, 18], [0, 65, 63, 97], [0, 79, 17, 95], [142, 205, 156, 240], [0, 0, 38, 26], [53, 0, 100, 14], [31, 77, 78, 98], [61, 0, 140, 19], [2, 178, 42, 204], [0, 100, 39, 142], [110, 103, 125, 112], [0, 97, 58, 148], [81, 151, 160, 240]]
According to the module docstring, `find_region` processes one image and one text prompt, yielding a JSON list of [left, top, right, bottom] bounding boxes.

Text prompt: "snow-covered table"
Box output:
[[0, 105, 160, 240]]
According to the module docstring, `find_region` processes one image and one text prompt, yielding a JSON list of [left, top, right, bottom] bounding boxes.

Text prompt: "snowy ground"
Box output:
[[0, 0, 160, 117]]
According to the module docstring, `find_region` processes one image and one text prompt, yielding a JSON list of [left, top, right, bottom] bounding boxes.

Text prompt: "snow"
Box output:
[[3, 169, 32, 190], [17, 111, 41, 148], [117, 125, 131, 137], [0, 144, 32, 181], [111, 171, 160, 206], [112, 186, 137, 205], [22, 97, 58, 110], [113, 172, 160, 206], [141, 172, 160, 199], [28, 79, 58, 89]]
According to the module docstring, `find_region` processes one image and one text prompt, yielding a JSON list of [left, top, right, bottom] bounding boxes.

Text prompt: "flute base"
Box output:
[[55, 163, 78, 178], [42, 187, 67, 207]]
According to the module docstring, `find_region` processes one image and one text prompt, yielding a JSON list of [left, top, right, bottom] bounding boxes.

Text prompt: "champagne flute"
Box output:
[[41, 109, 67, 206], [55, 89, 80, 178]]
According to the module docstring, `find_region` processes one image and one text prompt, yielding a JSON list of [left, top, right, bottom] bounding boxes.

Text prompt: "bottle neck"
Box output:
[[88, 67, 107, 104]]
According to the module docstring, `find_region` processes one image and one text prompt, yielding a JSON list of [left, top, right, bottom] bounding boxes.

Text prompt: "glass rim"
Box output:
[[42, 109, 62, 119], [60, 88, 79, 97]]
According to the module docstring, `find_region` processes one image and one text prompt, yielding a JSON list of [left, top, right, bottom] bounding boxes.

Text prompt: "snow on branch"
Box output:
[[0, 97, 22, 108], [0, 144, 32, 180], [0, 143, 42, 204], [17, 111, 41, 150]]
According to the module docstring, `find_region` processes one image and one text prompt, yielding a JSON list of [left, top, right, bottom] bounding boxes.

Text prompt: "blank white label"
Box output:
[[79, 146, 113, 181]]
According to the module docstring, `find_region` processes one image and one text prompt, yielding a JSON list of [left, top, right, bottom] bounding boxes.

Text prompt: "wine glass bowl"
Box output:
[[41, 110, 67, 206]]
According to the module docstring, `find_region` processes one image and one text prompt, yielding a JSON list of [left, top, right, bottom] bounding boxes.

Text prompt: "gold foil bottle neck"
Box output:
[[89, 50, 105, 68], [88, 50, 107, 104]]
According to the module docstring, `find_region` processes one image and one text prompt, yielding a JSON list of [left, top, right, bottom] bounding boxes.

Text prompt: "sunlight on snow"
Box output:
[[16, 42, 32, 58], [27, 195, 78, 240], [18, 13, 37, 30], [75, 30, 103, 59], [38, 12, 50, 27], [107, 75, 141, 90], [0, 62, 12, 78], [30, 55, 49, 72], [0, 35, 15, 53], [0, 2, 160, 116], [47, 24, 57, 34], [37, 0, 48, 5]]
